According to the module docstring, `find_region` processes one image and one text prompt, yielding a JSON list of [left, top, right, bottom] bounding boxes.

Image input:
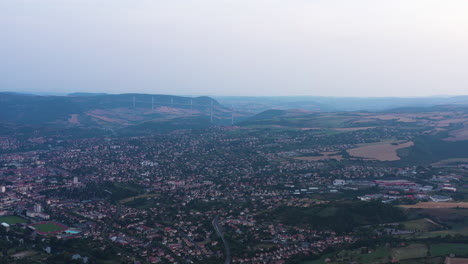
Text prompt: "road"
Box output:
[[212, 215, 231, 264]]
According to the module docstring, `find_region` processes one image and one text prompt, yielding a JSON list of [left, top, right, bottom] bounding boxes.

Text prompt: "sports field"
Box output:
[[0, 216, 27, 225], [30, 222, 67, 234]]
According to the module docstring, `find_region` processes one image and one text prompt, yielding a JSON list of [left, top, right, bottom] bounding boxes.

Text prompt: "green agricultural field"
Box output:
[[399, 257, 444, 264], [0, 215, 27, 225], [416, 227, 468, 239], [300, 247, 391, 264], [300, 252, 335, 264], [400, 218, 442, 232], [33, 222, 66, 233], [300, 245, 451, 264], [430, 243, 468, 257], [360, 247, 391, 263], [391, 244, 428, 260]]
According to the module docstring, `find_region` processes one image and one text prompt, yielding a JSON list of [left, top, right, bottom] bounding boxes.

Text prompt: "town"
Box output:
[[1, 124, 468, 264]]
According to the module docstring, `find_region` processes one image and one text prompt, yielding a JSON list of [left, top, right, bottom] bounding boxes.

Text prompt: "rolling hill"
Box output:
[[0, 93, 246, 132]]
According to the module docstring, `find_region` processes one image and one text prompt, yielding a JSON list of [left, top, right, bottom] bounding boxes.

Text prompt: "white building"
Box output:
[[0, 186, 5, 193], [430, 195, 453, 202], [34, 204, 42, 213], [333, 179, 346, 186]]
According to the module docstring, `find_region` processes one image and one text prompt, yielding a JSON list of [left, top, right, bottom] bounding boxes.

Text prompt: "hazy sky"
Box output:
[[1, 0, 468, 97]]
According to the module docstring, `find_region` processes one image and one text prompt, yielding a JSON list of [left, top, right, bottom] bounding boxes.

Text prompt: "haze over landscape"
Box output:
[[4, 2, 468, 264], [2, 0, 468, 97]]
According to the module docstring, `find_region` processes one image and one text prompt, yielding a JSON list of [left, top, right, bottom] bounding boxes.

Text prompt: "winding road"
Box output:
[[212, 215, 231, 264]]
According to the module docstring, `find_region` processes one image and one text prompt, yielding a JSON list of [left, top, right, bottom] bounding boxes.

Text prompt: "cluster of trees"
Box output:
[[261, 201, 406, 233]]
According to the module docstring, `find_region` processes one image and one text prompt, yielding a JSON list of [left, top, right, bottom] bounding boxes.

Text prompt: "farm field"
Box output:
[[347, 141, 414, 161], [360, 114, 417, 123], [294, 155, 343, 161], [332, 127, 375, 131], [301, 243, 468, 264], [416, 228, 468, 238], [399, 218, 442, 232], [398, 257, 444, 264], [391, 244, 428, 260], [430, 243, 468, 257], [67, 114, 79, 124], [405, 208, 468, 222], [435, 117, 468, 127], [402, 209, 468, 238], [400, 202, 468, 209], [300, 243, 460, 264], [431, 158, 468, 167], [0, 216, 27, 225], [444, 127, 468, 141]]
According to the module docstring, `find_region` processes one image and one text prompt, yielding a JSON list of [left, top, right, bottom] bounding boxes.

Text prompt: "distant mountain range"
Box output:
[[0, 92, 245, 134], [215, 95, 468, 113], [3, 92, 468, 135]]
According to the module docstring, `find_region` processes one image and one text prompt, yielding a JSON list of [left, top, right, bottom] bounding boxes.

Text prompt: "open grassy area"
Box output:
[[0, 215, 27, 225], [123, 196, 160, 209], [347, 140, 414, 161], [417, 228, 468, 239], [300, 247, 391, 264], [391, 244, 428, 260], [300, 252, 335, 264], [404, 208, 468, 222], [360, 247, 391, 263], [32, 222, 66, 233], [400, 218, 442, 232], [401, 202, 468, 209], [399, 257, 444, 264], [120, 193, 160, 204], [431, 243, 468, 257], [300, 244, 466, 264]]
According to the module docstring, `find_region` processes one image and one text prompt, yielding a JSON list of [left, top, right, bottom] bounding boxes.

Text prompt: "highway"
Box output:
[[212, 215, 231, 264]]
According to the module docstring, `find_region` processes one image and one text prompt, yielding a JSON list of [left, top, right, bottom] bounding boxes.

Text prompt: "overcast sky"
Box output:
[[1, 0, 468, 97]]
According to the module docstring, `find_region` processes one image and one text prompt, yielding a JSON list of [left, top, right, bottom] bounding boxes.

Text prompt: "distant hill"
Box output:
[[239, 109, 357, 128], [215, 95, 468, 113], [246, 109, 289, 121], [5, 92, 468, 136], [119, 116, 214, 136], [240, 103, 468, 130], [68, 92, 109, 96], [384, 104, 468, 113], [0, 93, 248, 133]]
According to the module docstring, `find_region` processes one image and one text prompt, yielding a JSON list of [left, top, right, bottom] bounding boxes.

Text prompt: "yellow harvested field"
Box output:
[[300, 127, 374, 132], [435, 118, 468, 127], [444, 127, 468, 141], [294, 155, 343, 161], [423, 128, 447, 135], [68, 114, 79, 124], [373, 115, 416, 123], [347, 141, 414, 161], [400, 202, 468, 209], [431, 158, 468, 167], [87, 113, 128, 125], [333, 127, 375, 131], [353, 114, 417, 123], [445, 258, 468, 264]]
